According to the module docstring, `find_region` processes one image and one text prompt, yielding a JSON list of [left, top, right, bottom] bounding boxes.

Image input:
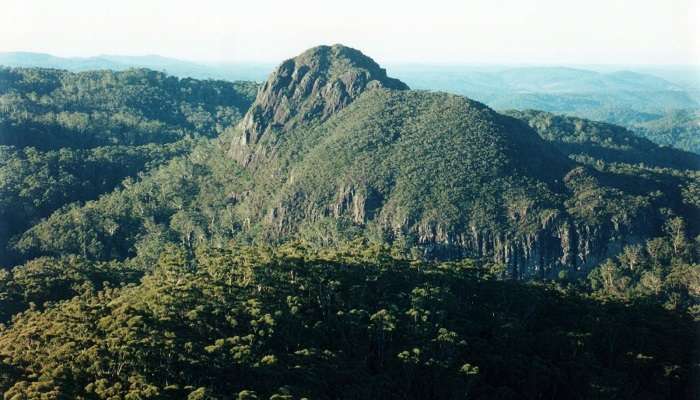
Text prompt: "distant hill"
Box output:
[[0, 51, 273, 82], [389, 64, 698, 112]]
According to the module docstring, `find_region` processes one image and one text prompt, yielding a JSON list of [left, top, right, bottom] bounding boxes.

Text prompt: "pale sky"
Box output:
[[1, 0, 698, 65]]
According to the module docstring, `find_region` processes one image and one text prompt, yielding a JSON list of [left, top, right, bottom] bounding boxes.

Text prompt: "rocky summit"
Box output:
[[230, 44, 409, 164]]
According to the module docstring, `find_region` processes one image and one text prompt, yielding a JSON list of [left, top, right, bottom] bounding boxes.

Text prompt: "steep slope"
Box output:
[[230, 44, 409, 164], [235, 90, 571, 261]]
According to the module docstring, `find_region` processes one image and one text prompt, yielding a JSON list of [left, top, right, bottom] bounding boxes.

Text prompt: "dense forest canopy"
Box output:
[[0, 67, 257, 267], [0, 45, 698, 399], [0, 67, 257, 149], [1, 244, 696, 399]]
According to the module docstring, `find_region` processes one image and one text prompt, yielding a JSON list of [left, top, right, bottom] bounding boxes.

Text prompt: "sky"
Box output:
[[1, 0, 698, 65]]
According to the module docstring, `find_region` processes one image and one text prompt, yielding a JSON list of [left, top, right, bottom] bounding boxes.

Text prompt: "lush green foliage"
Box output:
[[1, 54, 699, 399], [0, 142, 192, 266], [586, 217, 700, 317], [0, 67, 257, 149], [0, 244, 695, 399], [0, 66, 257, 266], [12, 141, 247, 264]]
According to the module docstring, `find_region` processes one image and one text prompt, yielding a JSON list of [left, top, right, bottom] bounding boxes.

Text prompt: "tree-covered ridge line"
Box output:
[[0, 242, 696, 399], [0, 67, 258, 149], [0, 140, 196, 266], [0, 65, 261, 267]]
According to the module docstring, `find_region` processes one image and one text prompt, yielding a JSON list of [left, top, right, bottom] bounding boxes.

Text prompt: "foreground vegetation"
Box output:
[[1, 242, 697, 399]]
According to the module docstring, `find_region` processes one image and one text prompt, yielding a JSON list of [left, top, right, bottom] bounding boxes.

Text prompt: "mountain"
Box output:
[[231, 44, 409, 163], [0, 51, 273, 82], [10, 45, 698, 278], [1, 45, 698, 399], [222, 45, 699, 277]]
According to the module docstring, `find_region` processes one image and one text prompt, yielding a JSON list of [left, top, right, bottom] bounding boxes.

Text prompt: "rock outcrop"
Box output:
[[230, 44, 408, 164]]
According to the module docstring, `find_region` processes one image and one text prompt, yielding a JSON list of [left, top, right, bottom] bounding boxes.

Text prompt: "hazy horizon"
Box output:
[[3, 50, 700, 70], [2, 0, 698, 66]]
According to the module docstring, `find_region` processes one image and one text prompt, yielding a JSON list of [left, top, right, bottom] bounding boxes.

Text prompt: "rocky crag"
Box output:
[[227, 45, 697, 279]]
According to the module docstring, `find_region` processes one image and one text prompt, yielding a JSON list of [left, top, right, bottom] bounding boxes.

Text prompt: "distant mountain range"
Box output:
[[0, 51, 273, 82], [2, 51, 698, 93], [389, 65, 700, 113]]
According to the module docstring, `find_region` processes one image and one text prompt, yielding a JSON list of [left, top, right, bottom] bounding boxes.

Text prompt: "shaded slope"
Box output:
[[507, 110, 700, 170]]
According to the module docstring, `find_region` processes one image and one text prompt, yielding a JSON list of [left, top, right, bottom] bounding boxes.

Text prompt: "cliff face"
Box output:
[[224, 45, 693, 279], [230, 44, 409, 165]]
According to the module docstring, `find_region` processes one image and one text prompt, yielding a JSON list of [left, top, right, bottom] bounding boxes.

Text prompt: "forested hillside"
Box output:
[[0, 67, 257, 149], [0, 67, 257, 266], [0, 45, 698, 399]]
